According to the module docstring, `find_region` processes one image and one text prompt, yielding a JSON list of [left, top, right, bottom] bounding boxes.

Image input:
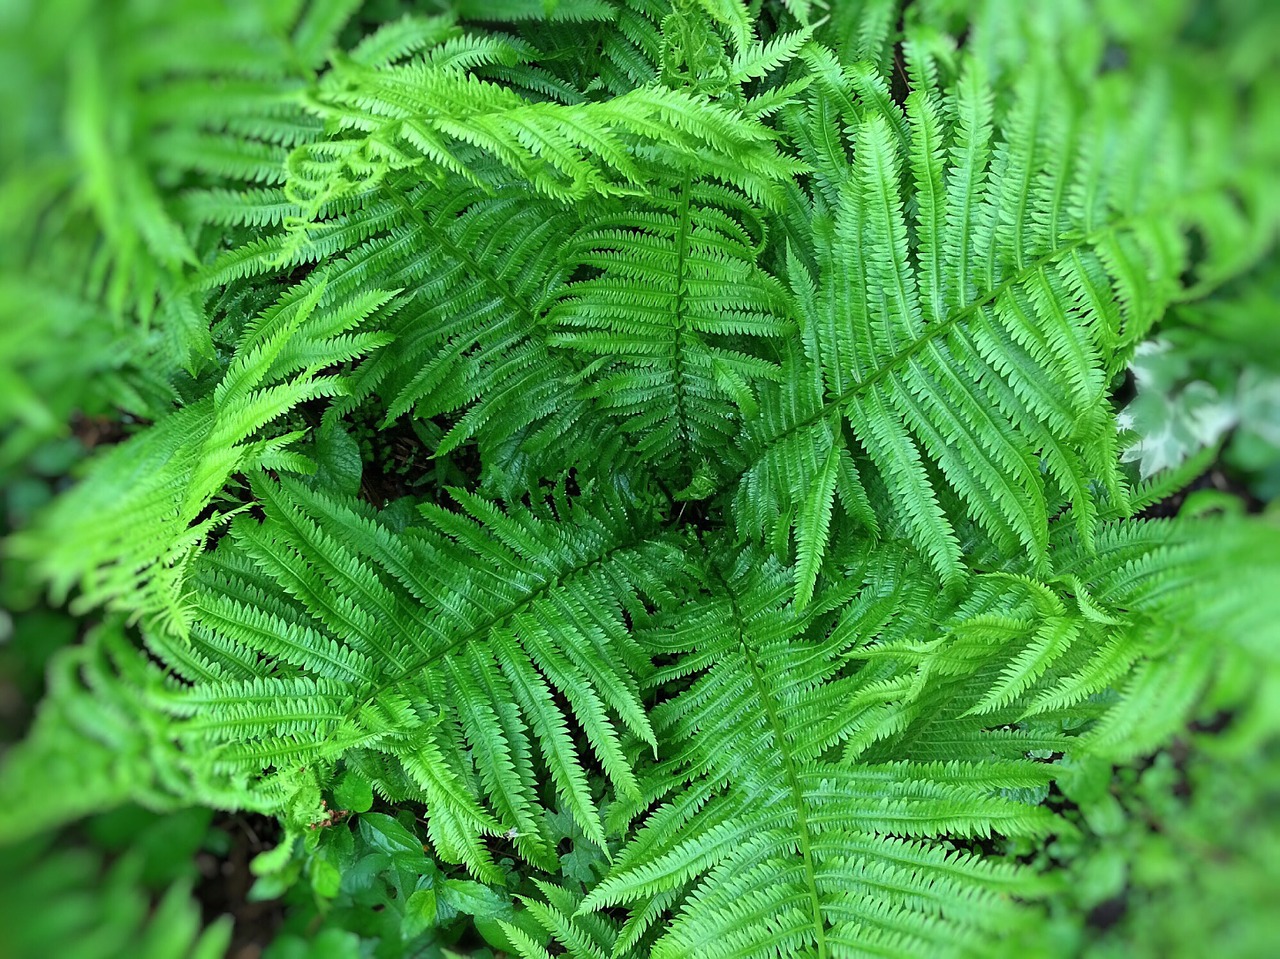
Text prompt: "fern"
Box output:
[[159, 474, 685, 879], [2, 1, 1278, 957], [12, 284, 393, 633], [583, 544, 1057, 958], [731, 41, 1224, 598]]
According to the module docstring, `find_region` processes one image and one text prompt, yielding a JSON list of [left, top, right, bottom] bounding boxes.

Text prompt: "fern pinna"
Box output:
[[3, 2, 1278, 958]]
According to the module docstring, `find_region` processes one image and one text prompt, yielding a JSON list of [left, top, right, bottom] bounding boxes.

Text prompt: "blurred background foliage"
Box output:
[[1, 0, 1278, 957]]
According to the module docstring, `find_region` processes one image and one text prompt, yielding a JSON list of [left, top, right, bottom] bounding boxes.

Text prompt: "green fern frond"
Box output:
[[160, 475, 689, 878], [587, 544, 1055, 958], [11, 285, 392, 631], [547, 175, 793, 476], [287, 24, 799, 211]]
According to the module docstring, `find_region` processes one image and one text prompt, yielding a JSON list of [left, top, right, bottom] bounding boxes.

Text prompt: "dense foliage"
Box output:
[[1, 1, 1278, 957]]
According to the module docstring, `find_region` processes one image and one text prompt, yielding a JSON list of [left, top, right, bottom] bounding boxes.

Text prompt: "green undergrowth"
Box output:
[[1, 1, 1278, 957]]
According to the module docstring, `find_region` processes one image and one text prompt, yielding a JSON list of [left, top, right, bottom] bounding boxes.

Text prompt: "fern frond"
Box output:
[[12, 283, 391, 632], [547, 176, 793, 477], [160, 475, 689, 878], [0, 623, 258, 844], [588, 544, 1054, 959], [288, 32, 799, 210], [727, 33, 1230, 602]]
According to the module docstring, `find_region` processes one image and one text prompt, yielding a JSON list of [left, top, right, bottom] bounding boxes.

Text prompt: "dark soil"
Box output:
[[194, 813, 287, 959], [358, 412, 445, 507], [69, 411, 129, 450], [1086, 895, 1128, 931]]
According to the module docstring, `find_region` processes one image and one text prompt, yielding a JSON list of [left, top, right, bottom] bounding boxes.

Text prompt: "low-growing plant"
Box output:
[[2, 1, 1278, 957]]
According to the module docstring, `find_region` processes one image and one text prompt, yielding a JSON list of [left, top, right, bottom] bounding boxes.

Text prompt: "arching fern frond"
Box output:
[[193, 169, 608, 494], [324, 178, 595, 487], [288, 23, 800, 211], [547, 176, 794, 479], [11, 284, 393, 634], [155, 475, 691, 879], [587, 543, 1056, 959], [729, 35, 1224, 601]]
